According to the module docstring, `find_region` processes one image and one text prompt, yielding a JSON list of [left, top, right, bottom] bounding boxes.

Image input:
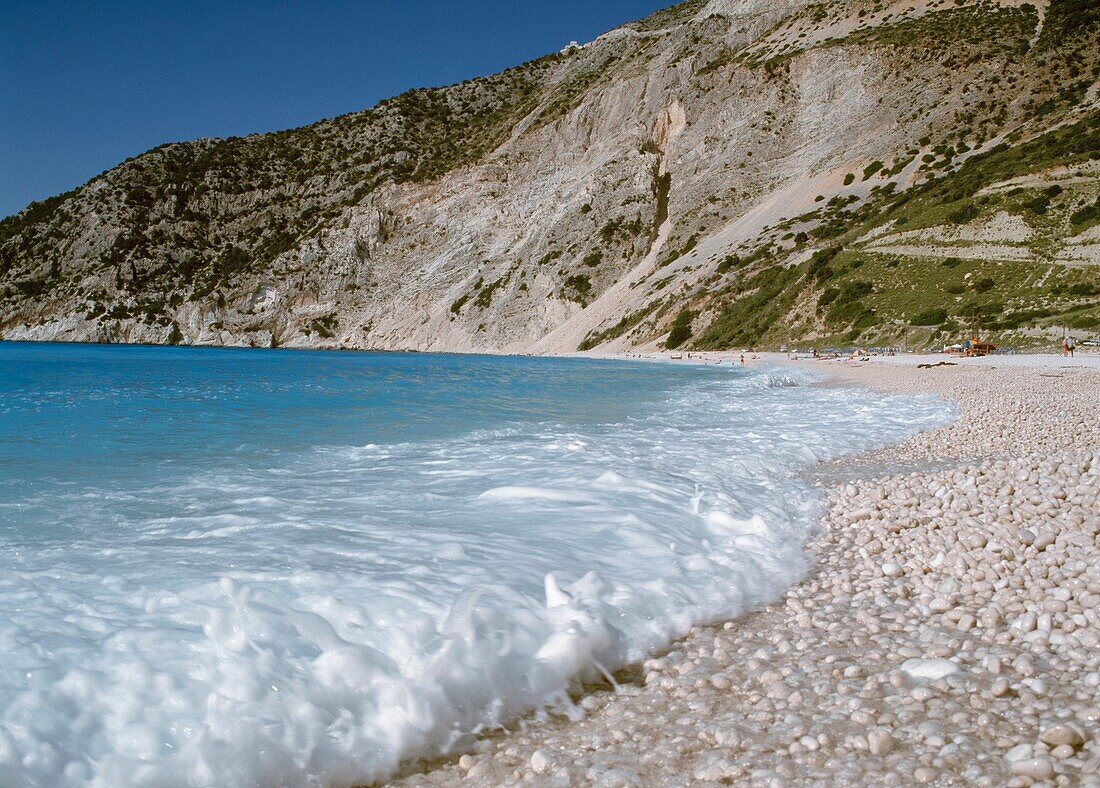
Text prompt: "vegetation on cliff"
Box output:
[[2, 0, 1097, 352]]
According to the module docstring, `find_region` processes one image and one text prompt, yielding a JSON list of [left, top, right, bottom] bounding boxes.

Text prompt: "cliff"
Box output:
[[2, 0, 1098, 352]]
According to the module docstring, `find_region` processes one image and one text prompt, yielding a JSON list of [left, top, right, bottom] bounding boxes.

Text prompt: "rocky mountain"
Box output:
[[2, 0, 1098, 352]]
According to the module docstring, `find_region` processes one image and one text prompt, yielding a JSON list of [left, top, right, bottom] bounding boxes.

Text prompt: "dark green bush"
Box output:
[[475, 276, 506, 308], [563, 274, 592, 301], [1024, 195, 1050, 214], [716, 254, 741, 274], [807, 246, 841, 281], [838, 280, 873, 301], [1070, 197, 1100, 227], [948, 203, 981, 224], [852, 310, 878, 330], [827, 299, 870, 325], [665, 309, 696, 349], [910, 308, 948, 325], [697, 266, 800, 348], [862, 161, 884, 180], [450, 293, 470, 313]]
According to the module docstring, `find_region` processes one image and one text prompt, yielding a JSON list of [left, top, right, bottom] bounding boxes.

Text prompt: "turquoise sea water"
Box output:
[[0, 342, 951, 786], [0, 344, 687, 541]]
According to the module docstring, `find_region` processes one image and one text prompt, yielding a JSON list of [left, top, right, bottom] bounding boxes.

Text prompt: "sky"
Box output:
[[0, 0, 672, 219]]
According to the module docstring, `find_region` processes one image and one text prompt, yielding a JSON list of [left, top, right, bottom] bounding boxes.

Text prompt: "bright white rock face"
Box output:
[[0, 344, 952, 786]]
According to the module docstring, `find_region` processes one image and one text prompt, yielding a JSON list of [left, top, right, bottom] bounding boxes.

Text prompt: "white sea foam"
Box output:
[[477, 485, 598, 503], [0, 363, 952, 787]]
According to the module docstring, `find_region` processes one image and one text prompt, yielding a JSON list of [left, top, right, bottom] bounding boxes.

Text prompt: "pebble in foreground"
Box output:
[[394, 363, 1100, 787]]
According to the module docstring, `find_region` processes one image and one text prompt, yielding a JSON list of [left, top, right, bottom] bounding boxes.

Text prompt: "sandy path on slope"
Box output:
[[393, 354, 1100, 787]]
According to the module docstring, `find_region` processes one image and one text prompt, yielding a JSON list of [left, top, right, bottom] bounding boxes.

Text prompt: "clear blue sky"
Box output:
[[0, 1, 672, 219]]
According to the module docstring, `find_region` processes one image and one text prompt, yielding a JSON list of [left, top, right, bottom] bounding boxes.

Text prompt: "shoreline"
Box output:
[[395, 355, 1100, 786], [3, 334, 1096, 361]]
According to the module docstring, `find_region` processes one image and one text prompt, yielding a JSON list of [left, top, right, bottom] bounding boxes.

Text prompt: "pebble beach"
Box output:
[[397, 354, 1100, 787]]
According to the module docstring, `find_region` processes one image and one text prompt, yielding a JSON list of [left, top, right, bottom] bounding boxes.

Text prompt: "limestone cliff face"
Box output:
[[2, 0, 1098, 351]]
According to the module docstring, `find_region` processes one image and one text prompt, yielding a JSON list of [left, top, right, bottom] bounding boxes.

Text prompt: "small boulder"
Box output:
[[1039, 724, 1085, 749], [900, 658, 961, 681], [530, 749, 551, 774], [1009, 758, 1054, 780]]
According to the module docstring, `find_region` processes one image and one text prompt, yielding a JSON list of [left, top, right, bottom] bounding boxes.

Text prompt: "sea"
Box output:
[[0, 342, 952, 786]]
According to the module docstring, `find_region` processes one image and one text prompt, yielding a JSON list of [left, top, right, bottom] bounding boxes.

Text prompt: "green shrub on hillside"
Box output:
[[563, 274, 592, 303], [948, 203, 981, 224], [837, 280, 873, 302], [1024, 195, 1050, 214], [450, 293, 470, 314], [1070, 196, 1100, 228], [716, 254, 741, 274], [475, 275, 507, 308], [910, 308, 948, 325], [665, 309, 696, 348], [578, 299, 662, 351], [696, 265, 800, 348], [808, 246, 841, 281]]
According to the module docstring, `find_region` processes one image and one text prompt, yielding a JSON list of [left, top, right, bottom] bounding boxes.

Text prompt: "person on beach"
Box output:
[[1067, 336, 1075, 357], [739, 353, 745, 366], [1061, 337, 1069, 357]]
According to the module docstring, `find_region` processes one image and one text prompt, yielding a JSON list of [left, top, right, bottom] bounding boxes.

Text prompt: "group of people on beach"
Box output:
[[1061, 336, 1076, 357]]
